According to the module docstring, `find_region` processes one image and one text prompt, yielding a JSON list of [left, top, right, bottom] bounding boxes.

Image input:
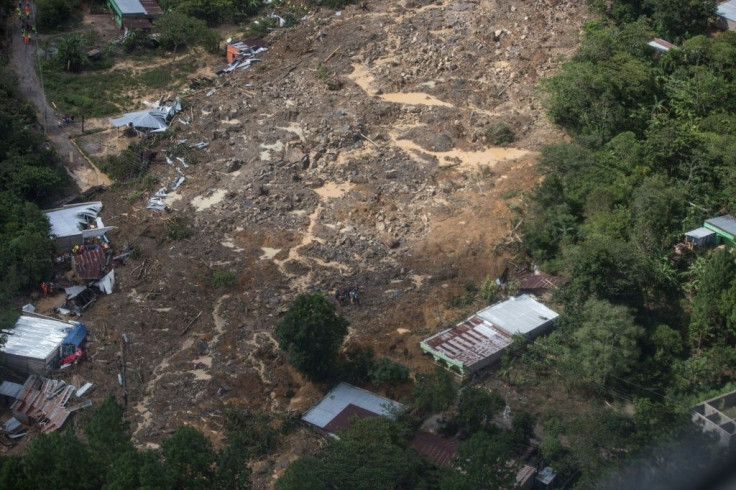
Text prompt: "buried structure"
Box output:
[[420, 294, 559, 379]]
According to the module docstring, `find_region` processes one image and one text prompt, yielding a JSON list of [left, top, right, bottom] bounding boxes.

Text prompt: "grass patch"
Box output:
[[486, 122, 515, 146], [166, 216, 193, 241], [125, 191, 142, 204], [211, 269, 236, 289], [41, 61, 135, 117]]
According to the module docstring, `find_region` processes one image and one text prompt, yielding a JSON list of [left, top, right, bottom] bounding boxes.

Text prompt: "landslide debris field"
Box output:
[[52, 0, 588, 481]]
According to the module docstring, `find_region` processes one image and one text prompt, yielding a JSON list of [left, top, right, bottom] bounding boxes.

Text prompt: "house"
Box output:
[[110, 98, 181, 133], [301, 382, 405, 437], [106, 0, 162, 29], [0, 313, 87, 376], [226, 38, 268, 64], [704, 215, 736, 246], [420, 295, 559, 378], [717, 0, 736, 31], [647, 38, 676, 53], [44, 202, 115, 253], [692, 389, 736, 449]]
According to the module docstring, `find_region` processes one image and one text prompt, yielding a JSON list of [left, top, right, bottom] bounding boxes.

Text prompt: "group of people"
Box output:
[[335, 287, 360, 307], [17, 2, 34, 45], [40, 282, 55, 296]]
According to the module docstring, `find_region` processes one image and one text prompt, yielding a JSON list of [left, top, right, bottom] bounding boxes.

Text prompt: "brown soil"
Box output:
[[12, 0, 592, 485]]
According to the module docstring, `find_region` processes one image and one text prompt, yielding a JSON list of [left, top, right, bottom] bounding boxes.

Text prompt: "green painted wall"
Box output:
[[704, 223, 736, 246]]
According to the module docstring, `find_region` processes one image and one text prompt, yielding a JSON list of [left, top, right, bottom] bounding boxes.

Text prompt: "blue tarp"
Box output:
[[62, 323, 88, 347]]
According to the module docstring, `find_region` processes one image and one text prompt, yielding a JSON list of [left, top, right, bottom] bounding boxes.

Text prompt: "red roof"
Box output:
[[139, 0, 162, 16], [323, 404, 380, 434], [516, 271, 565, 292], [72, 248, 107, 280], [409, 433, 459, 467]]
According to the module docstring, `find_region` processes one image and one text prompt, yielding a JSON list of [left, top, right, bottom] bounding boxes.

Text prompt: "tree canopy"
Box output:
[[275, 292, 349, 382]]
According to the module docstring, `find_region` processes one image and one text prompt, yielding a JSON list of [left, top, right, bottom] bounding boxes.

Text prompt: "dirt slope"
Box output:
[[36, 0, 590, 483]]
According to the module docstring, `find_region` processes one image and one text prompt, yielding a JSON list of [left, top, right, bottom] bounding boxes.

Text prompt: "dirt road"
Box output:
[[7, 8, 110, 192]]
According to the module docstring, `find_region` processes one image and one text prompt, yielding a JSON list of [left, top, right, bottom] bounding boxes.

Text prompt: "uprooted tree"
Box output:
[[275, 293, 349, 382]]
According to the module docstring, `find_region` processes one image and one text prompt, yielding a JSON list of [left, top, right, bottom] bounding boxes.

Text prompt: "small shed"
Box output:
[[647, 38, 676, 53], [302, 383, 404, 437], [704, 215, 736, 246], [717, 0, 736, 30], [685, 227, 716, 247], [0, 313, 84, 376]]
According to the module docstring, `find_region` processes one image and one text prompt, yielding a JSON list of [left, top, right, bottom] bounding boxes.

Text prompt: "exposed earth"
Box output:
[[10, 0, 591, 486]]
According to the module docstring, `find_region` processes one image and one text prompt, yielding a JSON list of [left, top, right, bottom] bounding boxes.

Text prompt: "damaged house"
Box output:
[[44, 201, 115, 253], [111, 98, 181, 134], [0, 313, 88, 376]]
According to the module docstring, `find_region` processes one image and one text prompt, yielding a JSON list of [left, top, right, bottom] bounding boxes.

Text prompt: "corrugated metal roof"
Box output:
[[44, 202, 103, 239], [113, 0, 146, 15], [323, 404, 379, 433], [0, 381, 23, 398], [718, 0, 736, 22], [686, 227, 716, 239], [301, 383, 404, 432], [423, 317, 513, 368], [72, 248, 107, 280], [1, 314, 73, 362], [647, 38, 676, 52], [409, 432, 459, 466], [139, 0, 162, 16], [111, 110, 168, 130], [476, 294, 559, 336], [706, 215, 736, 236]]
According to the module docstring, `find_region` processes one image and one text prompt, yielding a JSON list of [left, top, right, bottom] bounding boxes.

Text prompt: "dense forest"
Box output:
[[0, 0, 67, 325]]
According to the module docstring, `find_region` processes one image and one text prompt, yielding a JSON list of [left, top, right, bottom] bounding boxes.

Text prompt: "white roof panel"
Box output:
[[476, 294, 559, 336], [301, 382, 404, 430], [114, 0, 146, 15], [1, 314, 74, 362], [718, 0, 736, 22], [44, 202, 103, 239]]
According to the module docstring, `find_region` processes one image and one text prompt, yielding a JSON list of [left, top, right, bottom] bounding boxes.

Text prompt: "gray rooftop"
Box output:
[[475, 294, 559, 336], [706, 215, 736, 236], [0, 381, 22, 398], [718, 0, 736, 21], [1, 314, 74, 361], [301, 382, 404, 430], [113, 0, 146, 15], [686, 227, 716, 239], [44, 202, 103, 238]]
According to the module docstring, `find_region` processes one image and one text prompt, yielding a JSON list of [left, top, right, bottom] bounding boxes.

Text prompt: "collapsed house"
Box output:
[[7, 375, 92, 435], [111, 98, 181, 134], [221, 39, 268, 74], [301, 382, 405, 437], [420, 295, 559, 379], [0, 313, 88, 376], [44, 202, 115, 253]]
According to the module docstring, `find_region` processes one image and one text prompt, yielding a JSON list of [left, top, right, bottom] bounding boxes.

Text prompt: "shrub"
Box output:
[[369, 358, 410, 386], [166, 216, 193, 241], [485, 122, 515, 145], [212, 269, 235, 288]]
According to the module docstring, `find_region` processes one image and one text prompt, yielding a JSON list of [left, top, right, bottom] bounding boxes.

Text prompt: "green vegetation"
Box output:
[[0, 396, 254, 489], [36, 0, 81, 32], [0, 59, 66, 326], [211, 268, 236, 289], [166, 216, 194, 241], [156, 11, 218, 55], [275, 293, 349, 382], [485, 121, 515, 146], [513, 4, 736, 486]]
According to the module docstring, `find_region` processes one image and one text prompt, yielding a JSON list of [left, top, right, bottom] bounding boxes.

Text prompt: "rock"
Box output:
[[224, 160, 242, 173], [196, 340, 209, 355]]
